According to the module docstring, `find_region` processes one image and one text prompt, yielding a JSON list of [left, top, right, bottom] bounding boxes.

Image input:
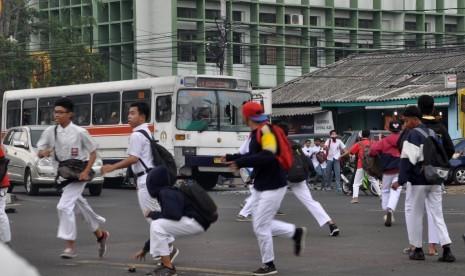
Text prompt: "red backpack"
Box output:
[[256, 124, 294, 171]]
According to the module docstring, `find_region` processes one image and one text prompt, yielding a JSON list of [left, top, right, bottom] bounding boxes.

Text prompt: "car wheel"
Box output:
[[24, 169, 39, 196], [88, 184, 103, 196], [453, 166, 465, 185]]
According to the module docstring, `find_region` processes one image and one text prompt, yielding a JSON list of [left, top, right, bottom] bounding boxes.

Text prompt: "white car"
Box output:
[[3, 125, 104, 196]]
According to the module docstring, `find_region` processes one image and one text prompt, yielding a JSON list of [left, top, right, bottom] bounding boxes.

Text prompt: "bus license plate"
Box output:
[[213, 157, 223, 164]]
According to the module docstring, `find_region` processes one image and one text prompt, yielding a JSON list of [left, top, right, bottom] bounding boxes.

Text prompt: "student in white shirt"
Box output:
[[306, 138, 328, 189], [37, 98, 108, 259], [101, 102, 175, 260], [324, 130, 346, 192]]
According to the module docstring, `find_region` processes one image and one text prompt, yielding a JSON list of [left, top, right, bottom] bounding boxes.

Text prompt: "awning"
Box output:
[[272, 106, 324, 118]]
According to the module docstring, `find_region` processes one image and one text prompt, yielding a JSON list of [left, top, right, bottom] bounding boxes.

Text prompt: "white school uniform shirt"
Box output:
[[324, 138, 345, 161], [307, 145, 327, 169], [301, 145, 312, 158], [127, 123, 154, 188], [37, 122, 97, 162]]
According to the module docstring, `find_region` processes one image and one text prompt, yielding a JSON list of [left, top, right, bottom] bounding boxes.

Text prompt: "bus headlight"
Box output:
[[182, 147, 196, 156]]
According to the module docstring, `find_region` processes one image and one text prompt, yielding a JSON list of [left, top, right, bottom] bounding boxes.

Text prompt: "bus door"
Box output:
[[153, 93, 174, 150]]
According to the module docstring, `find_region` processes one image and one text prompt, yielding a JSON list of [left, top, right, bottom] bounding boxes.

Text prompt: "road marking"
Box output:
[[76, 260, 252, 275], [367, 209, 465, 215]]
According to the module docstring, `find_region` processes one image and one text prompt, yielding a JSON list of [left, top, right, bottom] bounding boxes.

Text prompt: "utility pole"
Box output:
[[218, 0, 227, 75]]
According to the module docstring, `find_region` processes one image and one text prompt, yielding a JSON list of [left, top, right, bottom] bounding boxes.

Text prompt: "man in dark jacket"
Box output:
[[418, 95, 454, 159], [140, 167, 211, 276], [394, 106, 455, 263], [225, 101, 305, 276]]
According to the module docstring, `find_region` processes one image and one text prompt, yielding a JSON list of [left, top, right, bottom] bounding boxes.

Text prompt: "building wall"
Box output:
[[36, 0, 465, 87]]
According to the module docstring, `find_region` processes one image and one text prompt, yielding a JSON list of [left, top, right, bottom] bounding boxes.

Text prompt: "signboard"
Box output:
[[445, 74, 457, 89], [314, 111, 334, 134]]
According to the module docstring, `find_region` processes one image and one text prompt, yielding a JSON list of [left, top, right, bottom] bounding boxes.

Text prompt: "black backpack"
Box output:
[[414, 128, 450, 184], [137, 130, 177, 185], [179, 181, 218, 224], [287, 142, 309, 183]]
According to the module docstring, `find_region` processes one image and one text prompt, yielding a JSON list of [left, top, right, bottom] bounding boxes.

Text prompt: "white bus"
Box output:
[[2, 75, 255, 189]]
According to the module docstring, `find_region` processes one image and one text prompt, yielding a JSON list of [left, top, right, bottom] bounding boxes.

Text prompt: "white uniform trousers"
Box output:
[[137, 185, 161, 223], [405, 183, 451, 248], [288, 181, 331, 227], [252, 186, 296, 264], [150, 217, 204, 257], [239, 184, 256, 217], [381, 174, 402, 212], [427, 209, 440, 244], [0, 188, 11, 243], [353, 168, 379, 198], [57, 182, 106, 241]]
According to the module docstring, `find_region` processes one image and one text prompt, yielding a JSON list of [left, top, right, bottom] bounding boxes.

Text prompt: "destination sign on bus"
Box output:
[[197, 78, 237, 89]]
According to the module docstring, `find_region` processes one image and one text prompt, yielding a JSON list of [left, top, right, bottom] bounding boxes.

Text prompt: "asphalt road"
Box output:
[[6, 185, 465, 276]]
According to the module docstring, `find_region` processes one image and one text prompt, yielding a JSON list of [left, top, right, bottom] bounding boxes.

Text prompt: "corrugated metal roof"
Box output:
[[272, 47, 465, 105], [272, 106, 323, 117]]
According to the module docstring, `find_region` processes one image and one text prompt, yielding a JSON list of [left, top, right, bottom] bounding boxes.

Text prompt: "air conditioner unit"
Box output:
[[291, 14, 303, 25]]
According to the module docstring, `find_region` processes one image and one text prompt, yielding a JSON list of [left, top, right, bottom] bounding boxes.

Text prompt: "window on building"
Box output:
[[69, 95, 91, 126], [205, 31, 221, 63], [259, 13, 276, 23], [335, 42, 351, 61], [38, 97, 60, 125], [205, 9, 220, 20], [285, 48, 301, 66], [405, 21, 417, 31], [156, 95, 172, 122], [405, 40, 417, 49], [260, 47, 276, 65], [260, 34, 278, 65], [232, 11, 242, 21], [177, 7, 196, 18], [233, 32, 243, 64], [445, 24, 458, 33], [22, 99, 37, 126], [178, 30, 197, 62], [6, 100, 21, 128], [310, 37, 318, 67], [358, 43, 374, 49], [285, 36, 301, 66], [93, 92, 121, 125], [358, 19, 373, 29], [335, 17, 351, 27], [310, 16, 319, 26], [122, 90, 151, 123]]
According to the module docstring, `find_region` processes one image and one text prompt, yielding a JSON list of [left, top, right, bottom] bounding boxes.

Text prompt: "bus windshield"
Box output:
[[176, 90, 251, 132]]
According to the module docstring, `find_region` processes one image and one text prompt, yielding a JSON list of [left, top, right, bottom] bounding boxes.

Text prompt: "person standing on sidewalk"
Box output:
[[324, 130, 346, 192], [225, 101, 306, 275], [0, 145, 11, 246], [369, 121, 402, 226], [394, 105, 455, 262], [37, 98, 108, 259]]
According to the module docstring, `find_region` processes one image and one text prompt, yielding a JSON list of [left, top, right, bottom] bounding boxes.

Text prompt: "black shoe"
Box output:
[[462, 234, 465, 243], [253, 264, 277, 275], [384, 212, 392, 227], [329, 224, 340, 237], [438, 246, 456, 263], [409, 248, 425, 261], [293, 227, 307, 256]]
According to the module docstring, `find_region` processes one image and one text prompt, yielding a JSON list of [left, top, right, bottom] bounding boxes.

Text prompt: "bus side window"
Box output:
[[122, 90, 151, 123], [93, 92, 121, 125], [69, 95, 91, 126], [156, 96, 172, 122], [22, 99, 37, 126], [6, 100, 21, 128], [38, 97, 60, 125]]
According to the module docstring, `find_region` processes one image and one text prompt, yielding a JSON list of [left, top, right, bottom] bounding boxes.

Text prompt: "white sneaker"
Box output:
[[60, 248, 77, 259]]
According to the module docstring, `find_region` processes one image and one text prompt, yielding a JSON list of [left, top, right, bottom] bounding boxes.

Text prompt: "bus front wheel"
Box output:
[[194, 172, 218, 190]]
